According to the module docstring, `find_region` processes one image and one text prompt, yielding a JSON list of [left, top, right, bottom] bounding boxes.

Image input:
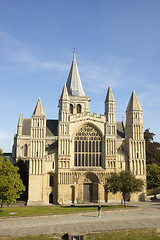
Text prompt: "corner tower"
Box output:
[[126, 91, 146, 190], [104, 85, 116, 169]]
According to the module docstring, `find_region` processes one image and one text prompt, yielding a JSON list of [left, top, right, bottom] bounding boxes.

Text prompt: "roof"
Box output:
[[126, 90, 143, 112], [66, 52, 86, 96], [46, 120, 58, 136], [32, 98, 45, 117], [105, 85, 115, 102], [21, 119, 58, 137], [22, 119, 31, 135], [60, 83, 69, 101], [116, 121, 125, 138]]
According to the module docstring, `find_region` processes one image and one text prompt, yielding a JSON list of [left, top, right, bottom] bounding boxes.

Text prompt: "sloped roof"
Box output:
[[32, 98, 45, 117], [46, 120, 58, 136], [21, 119, 58, 137], [60, 83, 69, 101], [126, 90, 142, 112], [116, 121, 125, 138], [105, 85, 115, 102], [66, 52, 86, 96], [22, 119, 31, 135]]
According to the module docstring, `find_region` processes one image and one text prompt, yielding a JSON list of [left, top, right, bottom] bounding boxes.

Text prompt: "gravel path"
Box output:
[[0, 201, 160, 236]]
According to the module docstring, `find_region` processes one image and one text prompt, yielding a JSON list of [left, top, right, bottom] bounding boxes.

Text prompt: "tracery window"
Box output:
[[74, 124, 102, 167]]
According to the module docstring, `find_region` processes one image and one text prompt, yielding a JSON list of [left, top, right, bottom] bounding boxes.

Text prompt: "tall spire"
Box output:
[[105, 85, 115, 102], [126, 90, 142, 112], [32, 98, 45, 117], [66, 52, 86, 96]]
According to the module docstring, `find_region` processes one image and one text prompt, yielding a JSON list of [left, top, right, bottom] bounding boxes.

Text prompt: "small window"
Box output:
[[77, 104, 81, 113], [24, 144, 28, 157], [70, 104, 73, 114], [49, 175, 54, 186]]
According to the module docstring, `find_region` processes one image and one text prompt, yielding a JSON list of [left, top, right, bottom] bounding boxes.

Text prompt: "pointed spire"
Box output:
[[66, 52, 86, 96], [126, 90, 142, 112], [60, 83, 69, 100], [105, 85, 115, 102], [18, 114, 22, 127], [32, 98, 45, 117]]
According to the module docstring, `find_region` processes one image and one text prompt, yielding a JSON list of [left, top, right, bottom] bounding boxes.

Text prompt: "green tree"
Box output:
[[0, 149, 25, 207], [106, 171, 144, 207], [144, 129, 160, 165], [147, 163, 160, 197], [14, 158, 28, 201]]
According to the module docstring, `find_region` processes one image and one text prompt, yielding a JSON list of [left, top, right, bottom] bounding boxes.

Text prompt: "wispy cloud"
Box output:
[[0, 31, 69, 71]]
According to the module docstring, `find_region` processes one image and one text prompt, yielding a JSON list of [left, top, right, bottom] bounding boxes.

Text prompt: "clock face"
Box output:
[[72, 91, 77, 96]]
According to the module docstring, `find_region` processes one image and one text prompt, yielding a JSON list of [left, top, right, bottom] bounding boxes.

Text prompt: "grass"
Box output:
[[0, 205, 126, 218], [147, 187, 160, 196], [0, 229, 159, 240]]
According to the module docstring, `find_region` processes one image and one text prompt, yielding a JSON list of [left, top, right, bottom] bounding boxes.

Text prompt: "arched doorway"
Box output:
[[70, 186, 75, 203], [83, 172, 99, 202], [49, 192, 53, 204]]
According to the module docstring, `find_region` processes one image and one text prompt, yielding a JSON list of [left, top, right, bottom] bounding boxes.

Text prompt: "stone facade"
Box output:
[[12, 53, 146, 205]]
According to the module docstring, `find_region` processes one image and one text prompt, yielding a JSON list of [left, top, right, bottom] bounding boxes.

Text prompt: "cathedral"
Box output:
[[12, 52, 146, 205]]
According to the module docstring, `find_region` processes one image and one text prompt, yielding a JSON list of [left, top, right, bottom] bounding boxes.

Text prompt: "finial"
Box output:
[[122, 116, 124, 121], [73, 46, 76, 60]]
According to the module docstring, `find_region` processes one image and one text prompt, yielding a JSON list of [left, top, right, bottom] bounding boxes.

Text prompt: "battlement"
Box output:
[[70, 112, 106, 122]]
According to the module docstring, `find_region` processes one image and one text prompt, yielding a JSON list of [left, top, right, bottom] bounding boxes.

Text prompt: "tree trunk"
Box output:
[[1, 202, 3, 208], [123, 194, 127, 208]]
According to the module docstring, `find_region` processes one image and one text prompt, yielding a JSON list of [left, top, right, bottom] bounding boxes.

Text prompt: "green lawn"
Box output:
[[0, 205, 126, 218], [0, 229, 159, 240]]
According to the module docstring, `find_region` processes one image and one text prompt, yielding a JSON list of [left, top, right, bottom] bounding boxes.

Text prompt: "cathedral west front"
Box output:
[[12, 52, 146, 205]]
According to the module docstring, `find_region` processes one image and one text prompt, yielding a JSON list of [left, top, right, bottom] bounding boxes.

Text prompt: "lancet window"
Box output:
[[70, 104, 73, 114], [74, 124, 102, 167], [77, 104, 81, 113]]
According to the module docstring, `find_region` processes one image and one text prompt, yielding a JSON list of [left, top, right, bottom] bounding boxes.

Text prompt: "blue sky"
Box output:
[[0, 0, 160, 152]]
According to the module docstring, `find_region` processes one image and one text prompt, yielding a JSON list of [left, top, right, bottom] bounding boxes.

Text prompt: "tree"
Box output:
[[0, 149, 25, 207], [147, 163, 160, 197], [144, 129, 160, 165], [106, 170, 144, 207], [14, 158, 29, 201]]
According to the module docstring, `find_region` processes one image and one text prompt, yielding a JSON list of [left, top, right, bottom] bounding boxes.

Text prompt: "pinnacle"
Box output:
[[60, 83, 69, 100], [105, 85, 115, 102], [126, 90, 142, 112], [32, 98, 45, 117]]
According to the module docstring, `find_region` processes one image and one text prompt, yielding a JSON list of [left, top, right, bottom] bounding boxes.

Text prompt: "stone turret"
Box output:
[[105, 85, 116, 123], [104, 85, 116, 169], [126, 91, 146, 180], [126, 90, 143, 140], [30, 98, 46, 159], [17, 114, 23, 136]]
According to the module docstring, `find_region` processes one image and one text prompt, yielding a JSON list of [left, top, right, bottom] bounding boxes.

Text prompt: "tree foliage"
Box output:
[[144, 129, 160, 165], [106, 171, 144, 207], [147, 163, 160, 195], [0, 149, 25, 207], [14, 158, 28, 201]]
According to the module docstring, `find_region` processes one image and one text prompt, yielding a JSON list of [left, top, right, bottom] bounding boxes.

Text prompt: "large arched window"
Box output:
[[70, 104, 73, 114], [77, 104, 81, 113], [74, 124, 102, 167]]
